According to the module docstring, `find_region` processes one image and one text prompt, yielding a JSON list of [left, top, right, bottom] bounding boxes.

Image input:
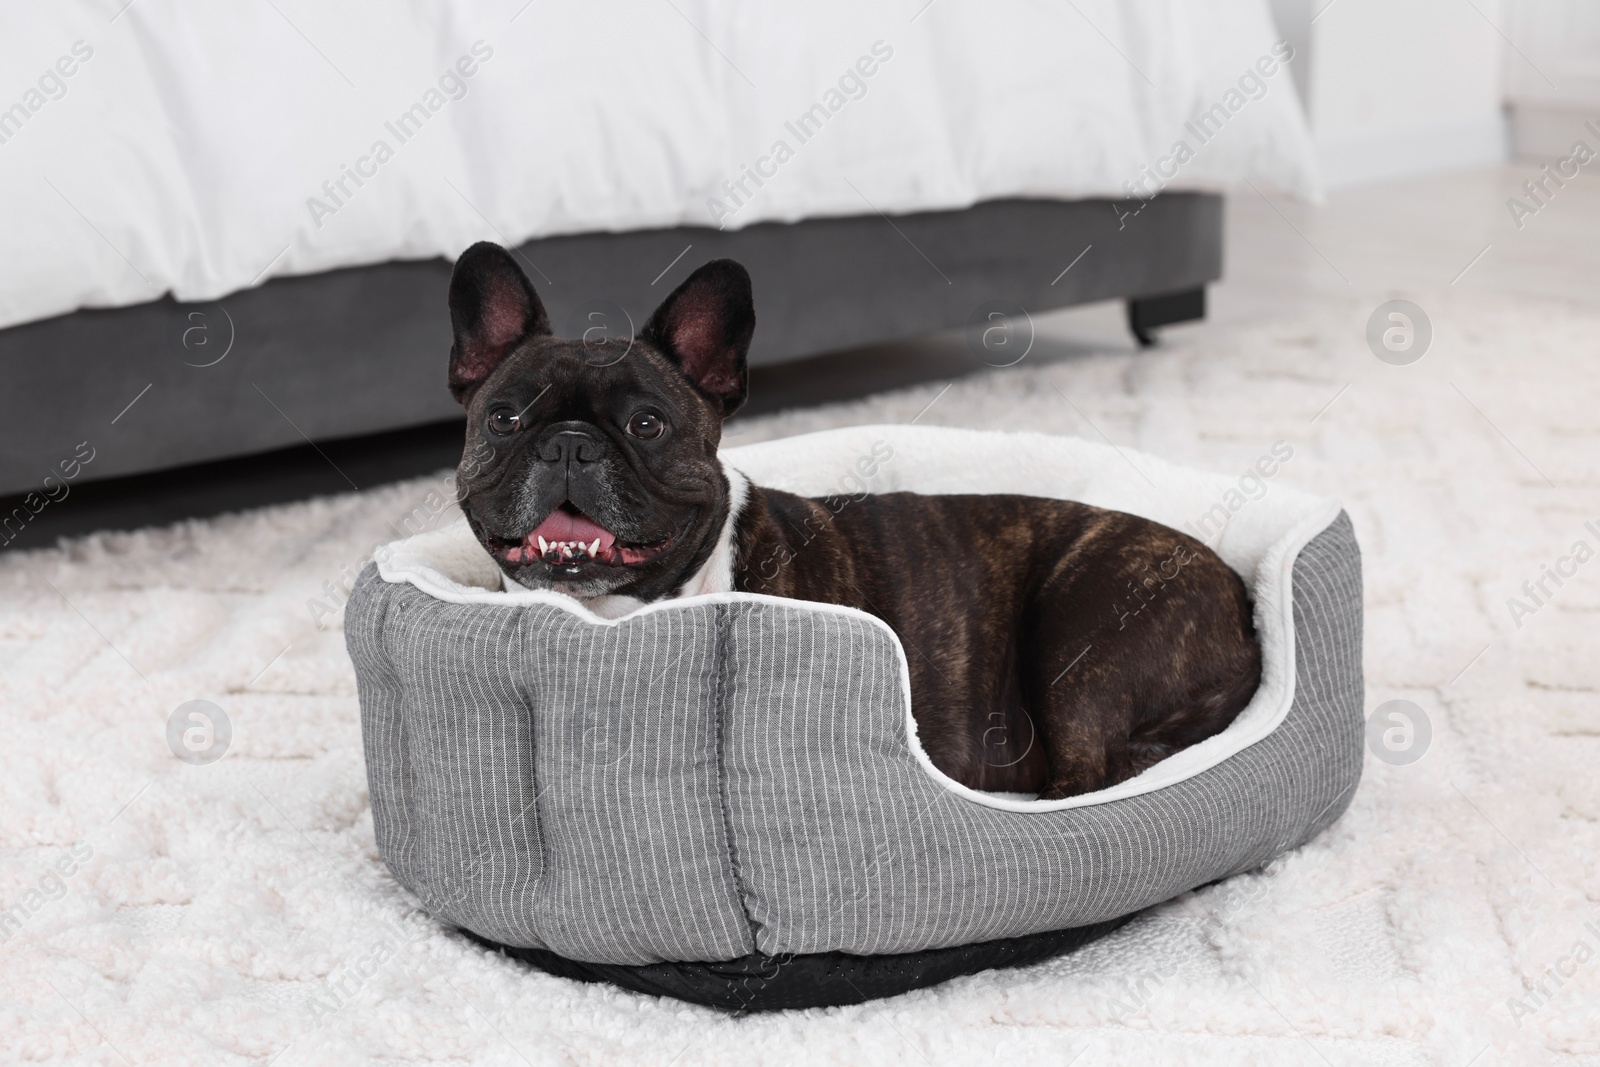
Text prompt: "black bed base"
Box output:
[[0, 194, 1221, 498], [465, 918, 1129, 1012], [1128, 287, 1206, 347]]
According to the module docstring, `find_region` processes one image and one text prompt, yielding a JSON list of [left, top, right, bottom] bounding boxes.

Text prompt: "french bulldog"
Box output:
[[447, 241, 1261, 799]]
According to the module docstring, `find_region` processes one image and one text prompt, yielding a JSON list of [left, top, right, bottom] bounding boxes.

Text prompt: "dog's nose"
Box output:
[[536, 428, 601, 466]]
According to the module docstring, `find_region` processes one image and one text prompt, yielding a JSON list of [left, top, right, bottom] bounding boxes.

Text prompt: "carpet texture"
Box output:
[[3, 289, 1599, 1065]]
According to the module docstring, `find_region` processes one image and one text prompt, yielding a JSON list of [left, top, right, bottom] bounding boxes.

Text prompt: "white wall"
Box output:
[[1504, 0, 1600, 157], [1276, 0, 1509, 188]]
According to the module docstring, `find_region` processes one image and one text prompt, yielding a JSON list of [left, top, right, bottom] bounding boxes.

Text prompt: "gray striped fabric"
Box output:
[[346, 511, 1362, 964]]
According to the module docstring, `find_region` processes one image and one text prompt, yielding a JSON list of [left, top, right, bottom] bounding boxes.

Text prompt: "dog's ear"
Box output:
[[448, 241, 551, 405], [641, 259, 754, 418]]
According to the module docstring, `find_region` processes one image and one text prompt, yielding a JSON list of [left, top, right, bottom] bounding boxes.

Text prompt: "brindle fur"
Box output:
[[445, 242, 1262, 800]]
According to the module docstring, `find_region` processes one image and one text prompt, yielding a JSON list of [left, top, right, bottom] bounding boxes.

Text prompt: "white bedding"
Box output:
[[0, 0, 1316, 331]]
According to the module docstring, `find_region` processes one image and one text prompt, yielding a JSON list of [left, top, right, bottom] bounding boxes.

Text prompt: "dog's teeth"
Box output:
[[531, 534, 602, 563]]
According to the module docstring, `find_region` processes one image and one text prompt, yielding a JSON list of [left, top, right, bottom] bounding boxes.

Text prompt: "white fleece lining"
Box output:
[[374, 425, 1342, 812]]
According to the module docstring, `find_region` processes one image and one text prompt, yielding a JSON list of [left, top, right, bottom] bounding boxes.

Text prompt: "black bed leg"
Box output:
[[1127, 287, 1206, 347]]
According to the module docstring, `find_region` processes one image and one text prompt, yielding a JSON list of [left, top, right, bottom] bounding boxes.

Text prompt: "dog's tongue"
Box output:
[[529, 506, 616, 555]]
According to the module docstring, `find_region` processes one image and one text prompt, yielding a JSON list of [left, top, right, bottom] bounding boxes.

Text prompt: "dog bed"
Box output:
[[344, 425, 1363, 1010]]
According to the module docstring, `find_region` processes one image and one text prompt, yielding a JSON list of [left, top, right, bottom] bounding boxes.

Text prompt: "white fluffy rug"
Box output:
[[5, 290, 1599, 1066]]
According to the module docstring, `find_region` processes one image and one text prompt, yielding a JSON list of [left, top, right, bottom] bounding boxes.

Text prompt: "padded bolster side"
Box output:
[[721, 601, 942, 957], [1273, 509, 1365, 846], [381, 582, 549, 948], [522, 602, 755, 964], [347, 567, 425, 899], [720, 513, 1365, 958], [351, 578, 757, 963]]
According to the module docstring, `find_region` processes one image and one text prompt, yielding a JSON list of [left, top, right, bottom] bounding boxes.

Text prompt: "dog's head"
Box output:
[[447, 241, 754, 602]]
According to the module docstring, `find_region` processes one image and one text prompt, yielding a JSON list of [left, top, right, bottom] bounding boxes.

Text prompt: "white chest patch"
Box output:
[[673, 463, 749, 599]]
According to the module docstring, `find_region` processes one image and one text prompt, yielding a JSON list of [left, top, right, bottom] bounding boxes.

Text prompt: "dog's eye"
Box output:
[[487, 407, 521, 436], [626, 412, 666, 439]]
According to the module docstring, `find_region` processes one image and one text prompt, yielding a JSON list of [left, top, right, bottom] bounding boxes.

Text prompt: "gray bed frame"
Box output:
[[0, 193, 1220, 500]]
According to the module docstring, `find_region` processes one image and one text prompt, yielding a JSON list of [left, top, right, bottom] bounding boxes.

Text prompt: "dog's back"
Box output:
[[734, 488, 1261, 797]]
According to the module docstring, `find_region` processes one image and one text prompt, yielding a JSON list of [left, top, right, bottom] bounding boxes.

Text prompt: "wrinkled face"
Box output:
[[445, 242, 755, 602], [457, 340, 728, 600]]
